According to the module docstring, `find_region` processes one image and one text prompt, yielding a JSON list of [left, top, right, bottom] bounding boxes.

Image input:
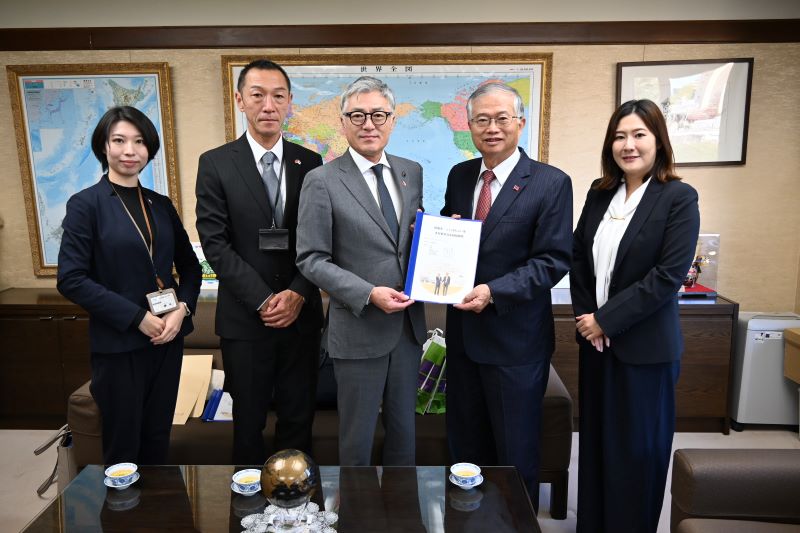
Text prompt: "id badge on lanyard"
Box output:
[[146, 287, 178, 315]]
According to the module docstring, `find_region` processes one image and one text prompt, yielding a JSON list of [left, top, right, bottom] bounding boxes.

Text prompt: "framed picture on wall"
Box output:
[[6, 62, 180, 276], [221, 53, 552, 215], [617, 58, 754, 166]]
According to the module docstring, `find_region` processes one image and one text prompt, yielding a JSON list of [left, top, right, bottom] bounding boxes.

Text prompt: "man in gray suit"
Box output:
[[296, 76, 426, 466]]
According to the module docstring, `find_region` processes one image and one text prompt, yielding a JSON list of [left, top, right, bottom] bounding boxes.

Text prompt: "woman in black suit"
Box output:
[[570, 99, 700, 532], [57, 106, 201, 464]]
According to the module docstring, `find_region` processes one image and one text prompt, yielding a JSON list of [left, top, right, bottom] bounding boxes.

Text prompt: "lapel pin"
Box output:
[[401, 180, 407, 187], [513, 185, 520, 192], [294, 159, 301, 165]]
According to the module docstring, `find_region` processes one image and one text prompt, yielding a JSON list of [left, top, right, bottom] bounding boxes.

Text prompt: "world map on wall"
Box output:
[[232, 65, 543, 214], [18, 74, 168, 267]]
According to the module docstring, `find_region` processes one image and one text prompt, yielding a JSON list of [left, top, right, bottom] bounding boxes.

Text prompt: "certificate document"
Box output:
[[404, 212, 482, 304]]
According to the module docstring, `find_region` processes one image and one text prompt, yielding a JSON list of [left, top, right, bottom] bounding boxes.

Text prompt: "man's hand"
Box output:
[[369, 286, 414, 314], [138, 311, 165, 338], [151, 306, 185, 345], [261, 290, 304, 328], [454, 284, 491, 313], [409, 208, 424, 233]]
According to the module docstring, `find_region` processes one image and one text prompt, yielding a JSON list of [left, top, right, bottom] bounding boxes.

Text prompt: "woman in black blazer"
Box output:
[[57, 106, 201, 465], [570, 100, 700, 532]]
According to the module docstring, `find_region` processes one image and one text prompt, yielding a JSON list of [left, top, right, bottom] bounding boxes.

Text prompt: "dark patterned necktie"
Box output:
[[372, 164, 399, 241]]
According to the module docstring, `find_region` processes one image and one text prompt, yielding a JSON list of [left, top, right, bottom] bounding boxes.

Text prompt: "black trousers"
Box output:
[[577, 344, 680, 533], [90, 339, 183, 465], [221, 327, 320, 465], [446, 348, 551, 510]]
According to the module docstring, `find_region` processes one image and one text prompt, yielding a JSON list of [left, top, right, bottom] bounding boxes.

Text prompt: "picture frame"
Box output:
[[6, 62, 179, 276], [616, 58, 754, 166], [221, 53, 552, 214]]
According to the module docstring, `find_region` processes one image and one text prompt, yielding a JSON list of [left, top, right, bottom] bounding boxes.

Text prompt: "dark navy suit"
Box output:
[[570, 177, 699, 532], [58, 175, 201, 463], [441, 148, 572, 506]]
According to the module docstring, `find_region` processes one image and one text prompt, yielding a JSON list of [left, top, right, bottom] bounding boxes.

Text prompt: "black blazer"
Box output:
[[570, 178, 700, 364], [441, 148, 573, 366], [57, 176, 201, 353], [195, 135, 324, 340]]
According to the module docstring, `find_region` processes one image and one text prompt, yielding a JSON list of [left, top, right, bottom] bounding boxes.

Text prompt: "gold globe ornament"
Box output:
[[260, 449, 318, 509]]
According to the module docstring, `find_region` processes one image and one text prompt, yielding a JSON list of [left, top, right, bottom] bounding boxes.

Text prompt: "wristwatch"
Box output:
[[181, 302, 191, 316]]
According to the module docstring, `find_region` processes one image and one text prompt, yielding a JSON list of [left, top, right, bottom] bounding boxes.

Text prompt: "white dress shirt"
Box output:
[[472, 149, 521, 218], [592, 178, 652, 307]]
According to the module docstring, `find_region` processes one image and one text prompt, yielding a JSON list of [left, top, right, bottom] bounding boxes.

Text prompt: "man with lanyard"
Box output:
[[196, 59, 324, 464]]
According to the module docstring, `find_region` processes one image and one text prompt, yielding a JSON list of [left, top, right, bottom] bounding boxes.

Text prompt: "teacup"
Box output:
[[450, 462, 481, 486], [104, 462, 138, 487], [232, 469, 261, 493]]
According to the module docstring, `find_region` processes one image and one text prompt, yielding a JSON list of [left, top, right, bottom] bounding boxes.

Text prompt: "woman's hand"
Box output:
[[150, 306, 185, 345], [576, 313, 605, 342], [138, 311, 165, 338], [590, 335, 612, 352]]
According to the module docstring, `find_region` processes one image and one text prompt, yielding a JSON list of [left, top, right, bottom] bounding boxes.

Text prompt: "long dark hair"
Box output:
[[596, 99, 680, 190]]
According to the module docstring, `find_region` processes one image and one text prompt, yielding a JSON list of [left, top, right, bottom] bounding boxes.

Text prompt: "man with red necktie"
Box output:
[[440, 81, 573, 508]]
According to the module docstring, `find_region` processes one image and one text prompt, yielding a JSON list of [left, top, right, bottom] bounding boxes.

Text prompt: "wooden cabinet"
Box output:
[[0, 287, 739, 433], [551, 289, 739, 434], [0, 288, 90, 428]]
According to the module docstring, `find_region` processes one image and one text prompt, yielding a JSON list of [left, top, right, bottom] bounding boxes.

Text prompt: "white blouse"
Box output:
[[592, 178, 651, 307]]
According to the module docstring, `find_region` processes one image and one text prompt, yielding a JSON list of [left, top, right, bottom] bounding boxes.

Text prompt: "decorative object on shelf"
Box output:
[[617, 59, 753, 166], [5, 62, 180, 275], [221, 53, 552, 215], [680, 233, 720, 297]]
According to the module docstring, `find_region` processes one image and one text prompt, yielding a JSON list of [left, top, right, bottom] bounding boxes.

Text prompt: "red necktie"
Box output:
[[474, 169, 495, 221]]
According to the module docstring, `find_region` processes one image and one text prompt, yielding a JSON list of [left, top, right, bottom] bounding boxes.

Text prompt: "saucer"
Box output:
[[104, 471, 140, 490], [449, 473, 483, 490], [231, 481, 260, 496]]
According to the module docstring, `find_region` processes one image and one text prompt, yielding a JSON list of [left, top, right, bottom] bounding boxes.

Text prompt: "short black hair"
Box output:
[[237, 59, 292, 94], [91, 106, 160, 172]]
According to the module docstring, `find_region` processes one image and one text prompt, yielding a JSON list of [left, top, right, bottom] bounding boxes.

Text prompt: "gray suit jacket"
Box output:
[[296, 150, 427, 359]]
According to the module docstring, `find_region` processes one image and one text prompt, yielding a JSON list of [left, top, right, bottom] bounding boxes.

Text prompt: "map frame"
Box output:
[[221, 53, 552, 162], [6, 62, 180, 276]]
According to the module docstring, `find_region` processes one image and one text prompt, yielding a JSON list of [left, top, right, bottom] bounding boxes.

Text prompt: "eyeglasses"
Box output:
[[469, 115, 522, 128], [343, 111, 393, 126]]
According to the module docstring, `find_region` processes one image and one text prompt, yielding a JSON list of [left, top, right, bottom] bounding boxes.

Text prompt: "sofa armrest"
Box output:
[[671, 449, 800, 532], [67, 380, 103, 468]]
